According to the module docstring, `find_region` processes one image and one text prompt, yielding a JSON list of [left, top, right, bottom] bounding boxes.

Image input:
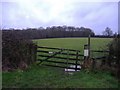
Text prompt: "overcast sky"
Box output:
[[0, 0, 119, 34]]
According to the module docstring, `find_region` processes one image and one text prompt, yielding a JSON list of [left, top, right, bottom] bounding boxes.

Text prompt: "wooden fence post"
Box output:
[[83, 35, 91, 68], [75, 50, 79, 71], [91, 58, 95, 70], [66, 49, 69, 70], [88, 34, 91, 58], [33, 45, 37, 62]]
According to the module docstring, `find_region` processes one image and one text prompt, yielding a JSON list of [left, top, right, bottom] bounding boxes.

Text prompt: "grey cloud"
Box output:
[[64, 2, 118, 34], [1, 1, 118, 34]]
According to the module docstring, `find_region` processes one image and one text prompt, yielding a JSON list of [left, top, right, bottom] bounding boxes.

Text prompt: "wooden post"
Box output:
[[66, 49, 69, 70], [34, 45, 37, 62], [83, 35, 91, 68], [84, 44, 89, 59], [84, 34, 91, 60], [75, 50, 79, 71], [92, 58, 95, 70], [34, 42, 38, 62], [84, 44, 89, 68], [88, 34, 91, 58]]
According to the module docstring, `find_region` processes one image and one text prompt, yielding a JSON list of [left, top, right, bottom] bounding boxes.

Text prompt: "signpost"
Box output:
[[84, 44, 89, 57], [84, 35, 91, 58], [83, 35, 91, 68]]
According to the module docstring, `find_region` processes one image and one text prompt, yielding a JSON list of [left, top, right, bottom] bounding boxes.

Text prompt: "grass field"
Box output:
[[3, 38, 119, 88], [34, 38, 112, 51], [34, 38, 112, 58]]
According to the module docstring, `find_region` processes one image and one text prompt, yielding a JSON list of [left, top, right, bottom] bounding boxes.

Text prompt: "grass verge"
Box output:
[[2, 64, 118, 88]]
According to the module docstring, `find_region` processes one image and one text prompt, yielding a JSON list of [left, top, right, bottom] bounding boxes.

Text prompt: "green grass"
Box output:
[[2, 64, 118, 88], [3, 38, 118, 88], [34, 38, 112, 51]]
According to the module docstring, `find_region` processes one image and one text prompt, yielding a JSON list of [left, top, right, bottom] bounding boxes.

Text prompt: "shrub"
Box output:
[[107, 35, 120, 79], [108, 35, 120, 66], [2, 30, 37, 71]]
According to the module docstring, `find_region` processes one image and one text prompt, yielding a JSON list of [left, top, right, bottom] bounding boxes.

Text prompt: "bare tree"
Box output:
[[102, 27, 113, 36]]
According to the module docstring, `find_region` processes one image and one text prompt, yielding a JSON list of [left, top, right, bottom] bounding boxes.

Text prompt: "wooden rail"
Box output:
[[38, 59, 80, 65], [38, 54, 77, 61], [91, 50, 109, 53], [37, 50, 84, 56], [92, 56, 107, 60], [38, 46, 80, 52], [44, 64, 81, 70], [38, 49, 63, 64]]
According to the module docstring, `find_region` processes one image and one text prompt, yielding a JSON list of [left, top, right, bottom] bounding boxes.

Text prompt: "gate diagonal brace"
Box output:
[[38, 49, 64, 64]]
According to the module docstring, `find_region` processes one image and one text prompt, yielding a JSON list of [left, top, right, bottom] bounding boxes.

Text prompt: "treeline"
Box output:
[[2, 26, 95, 39]]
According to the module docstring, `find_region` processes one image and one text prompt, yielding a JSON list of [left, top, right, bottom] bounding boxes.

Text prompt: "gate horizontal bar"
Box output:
[[93, 56, 107, 60], [38, 46, 80, 52], [38, 55, 79, 61], [37, 50, 84, 56], [38, 49, 63, 64], [91, 50, 109, 53], [43, 64, 81, 70], [37, 59, 80, 65]]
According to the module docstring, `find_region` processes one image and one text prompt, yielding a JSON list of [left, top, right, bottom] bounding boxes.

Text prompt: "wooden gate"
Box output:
[[37, 46, 84, 71]]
